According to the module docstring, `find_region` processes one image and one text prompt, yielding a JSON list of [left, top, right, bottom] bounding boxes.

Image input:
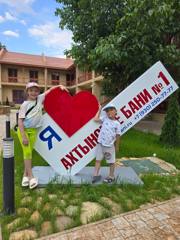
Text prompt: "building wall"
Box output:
[[0, 63, 105, 105], [60, 72, 68, 86], [25, 66, 45, 85], [2, 87, 12, 103], [1, 64, 45, 85], [0, 63, 78, 104], [47, 69, 67, 86], [0, 61, 105, 105], [2, 86, 25, 103]]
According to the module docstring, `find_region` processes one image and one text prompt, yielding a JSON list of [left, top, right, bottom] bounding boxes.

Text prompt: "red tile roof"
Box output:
[[0, 49, 74, 70]]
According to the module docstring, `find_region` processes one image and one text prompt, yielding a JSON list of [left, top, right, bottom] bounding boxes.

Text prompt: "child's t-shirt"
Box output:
[[97, 116, 121, 147], [18, 93, 45, 128]]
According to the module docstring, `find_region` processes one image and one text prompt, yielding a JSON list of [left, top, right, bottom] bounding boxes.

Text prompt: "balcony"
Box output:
[[30, 78, 38, 83], [8, 77, 18, 83], [66, 79, 76, 87], [51, 79, 60, 85], [2, 76, 45, 86], [78, 72, 92, 83]]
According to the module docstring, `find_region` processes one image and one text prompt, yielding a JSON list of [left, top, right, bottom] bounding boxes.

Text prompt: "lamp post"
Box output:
[[3, 122, 15, 214], [5, 113, 10, 138]]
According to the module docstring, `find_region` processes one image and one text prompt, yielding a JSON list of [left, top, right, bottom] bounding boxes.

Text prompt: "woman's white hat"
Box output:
[[26, 82, 40, 90]]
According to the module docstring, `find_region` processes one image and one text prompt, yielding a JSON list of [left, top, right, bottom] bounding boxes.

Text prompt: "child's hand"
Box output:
[[59, 85, 69, 92], [22, 136, 29, 146], [99, 104, 102, 110]]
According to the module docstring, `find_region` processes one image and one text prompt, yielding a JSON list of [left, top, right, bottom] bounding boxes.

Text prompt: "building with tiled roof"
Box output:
[[0, 50, 74, 69], [0, 48, 104, 105]]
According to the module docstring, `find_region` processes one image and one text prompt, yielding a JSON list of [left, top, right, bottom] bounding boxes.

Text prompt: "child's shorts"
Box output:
[[96, 143, 115, 164], [17, 128, 37, 160]]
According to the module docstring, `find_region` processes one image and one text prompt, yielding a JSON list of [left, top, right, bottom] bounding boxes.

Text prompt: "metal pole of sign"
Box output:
[[16, 112, 19, 127], [3, 137, 15, 214], [5, 113, 10, 138]]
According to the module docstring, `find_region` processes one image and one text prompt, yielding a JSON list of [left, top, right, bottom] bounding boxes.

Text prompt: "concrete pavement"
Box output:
[[38, 197, 180, 240]]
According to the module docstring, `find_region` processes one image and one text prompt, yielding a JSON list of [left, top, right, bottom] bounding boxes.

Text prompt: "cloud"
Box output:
[[3, 30, 19, 37], [0, 11, 16, 23], [28, 22, 73, 53], [0, 0, 35, 13], [0, 15, 4, 23], [20, 19, 26, 25], [0, 11, 27, 26], [5, 12, 16, 21]]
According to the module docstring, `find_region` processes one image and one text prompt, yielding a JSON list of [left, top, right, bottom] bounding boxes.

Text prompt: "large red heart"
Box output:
[[44, 88, 99, 137]]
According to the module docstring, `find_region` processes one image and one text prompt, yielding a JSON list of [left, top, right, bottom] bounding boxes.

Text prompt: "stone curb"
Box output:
[[37, 196, 180, 240]]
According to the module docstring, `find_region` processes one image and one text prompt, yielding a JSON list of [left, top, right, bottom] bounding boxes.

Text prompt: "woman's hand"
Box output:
[[22, 136, 29, 146], [59, 85, 69, 92]]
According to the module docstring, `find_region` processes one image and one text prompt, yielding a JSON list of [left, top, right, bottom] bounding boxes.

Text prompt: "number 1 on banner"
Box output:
[[158, 71, 170, 86]]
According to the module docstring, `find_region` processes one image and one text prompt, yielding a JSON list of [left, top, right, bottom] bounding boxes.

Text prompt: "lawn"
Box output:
[[0, 129, 179, 239]]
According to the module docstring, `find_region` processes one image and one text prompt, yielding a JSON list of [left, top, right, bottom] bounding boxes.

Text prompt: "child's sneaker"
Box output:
[[103, 176, 115, 183], [92, 175, 101, 183]]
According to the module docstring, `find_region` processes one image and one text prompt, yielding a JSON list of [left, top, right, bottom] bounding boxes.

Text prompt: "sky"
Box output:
[[0, 0, 73, 57]]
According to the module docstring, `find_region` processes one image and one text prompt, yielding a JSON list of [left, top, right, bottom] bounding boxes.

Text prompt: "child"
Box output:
[[92, 104, 121, 183], [18, 82, 67, 189]]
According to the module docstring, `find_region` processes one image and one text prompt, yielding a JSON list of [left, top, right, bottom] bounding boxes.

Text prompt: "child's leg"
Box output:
[[104, 146, 116, 182], [109, 163, 115, 178], [93, 160, 101, 176], [17, 128, 32, 178], [24, 159, 33, 178], [93, 144, 103, 176], [17, 128, 37, 179], [27, 128, 37, 179]]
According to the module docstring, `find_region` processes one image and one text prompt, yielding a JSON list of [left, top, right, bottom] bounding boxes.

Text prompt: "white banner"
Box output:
[[35, 61, 179, 175]]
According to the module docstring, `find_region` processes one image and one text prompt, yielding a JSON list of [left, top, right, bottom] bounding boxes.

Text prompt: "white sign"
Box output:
[[35, 61, 179, 175]]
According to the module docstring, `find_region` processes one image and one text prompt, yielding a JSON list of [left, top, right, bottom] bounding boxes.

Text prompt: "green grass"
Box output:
[[89, 129, 180, 169], [0, 128, 179, 239], [119, 129, 180, 169]]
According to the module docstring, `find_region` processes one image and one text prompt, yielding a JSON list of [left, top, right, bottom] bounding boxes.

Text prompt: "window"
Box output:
[[51, 72, 60, 85], [66, 73, 75, 86], [13, 90, 24, 104], [8, 68, 17, 82], [29, 70, 38, 82]]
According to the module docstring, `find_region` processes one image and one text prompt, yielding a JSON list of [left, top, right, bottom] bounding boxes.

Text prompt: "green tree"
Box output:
[[56, 0, 180, 146], [56, 0, 180, 96], [160, 92, 180, 146]]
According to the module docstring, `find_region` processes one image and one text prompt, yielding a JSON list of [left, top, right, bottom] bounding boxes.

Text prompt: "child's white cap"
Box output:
[[26, 82, 40, 90], [103, 103, 117, 111]]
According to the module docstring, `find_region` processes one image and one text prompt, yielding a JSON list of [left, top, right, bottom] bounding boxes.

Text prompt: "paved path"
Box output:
[[0, 110, 16, 151], [134, 120, 163, 135], [38, 197, 180, 240]]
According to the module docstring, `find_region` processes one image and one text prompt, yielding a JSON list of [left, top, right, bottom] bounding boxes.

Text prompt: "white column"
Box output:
[[0, 64, 2, 103], [75, 66, 79, 93], [44, 68, 48, 91]]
